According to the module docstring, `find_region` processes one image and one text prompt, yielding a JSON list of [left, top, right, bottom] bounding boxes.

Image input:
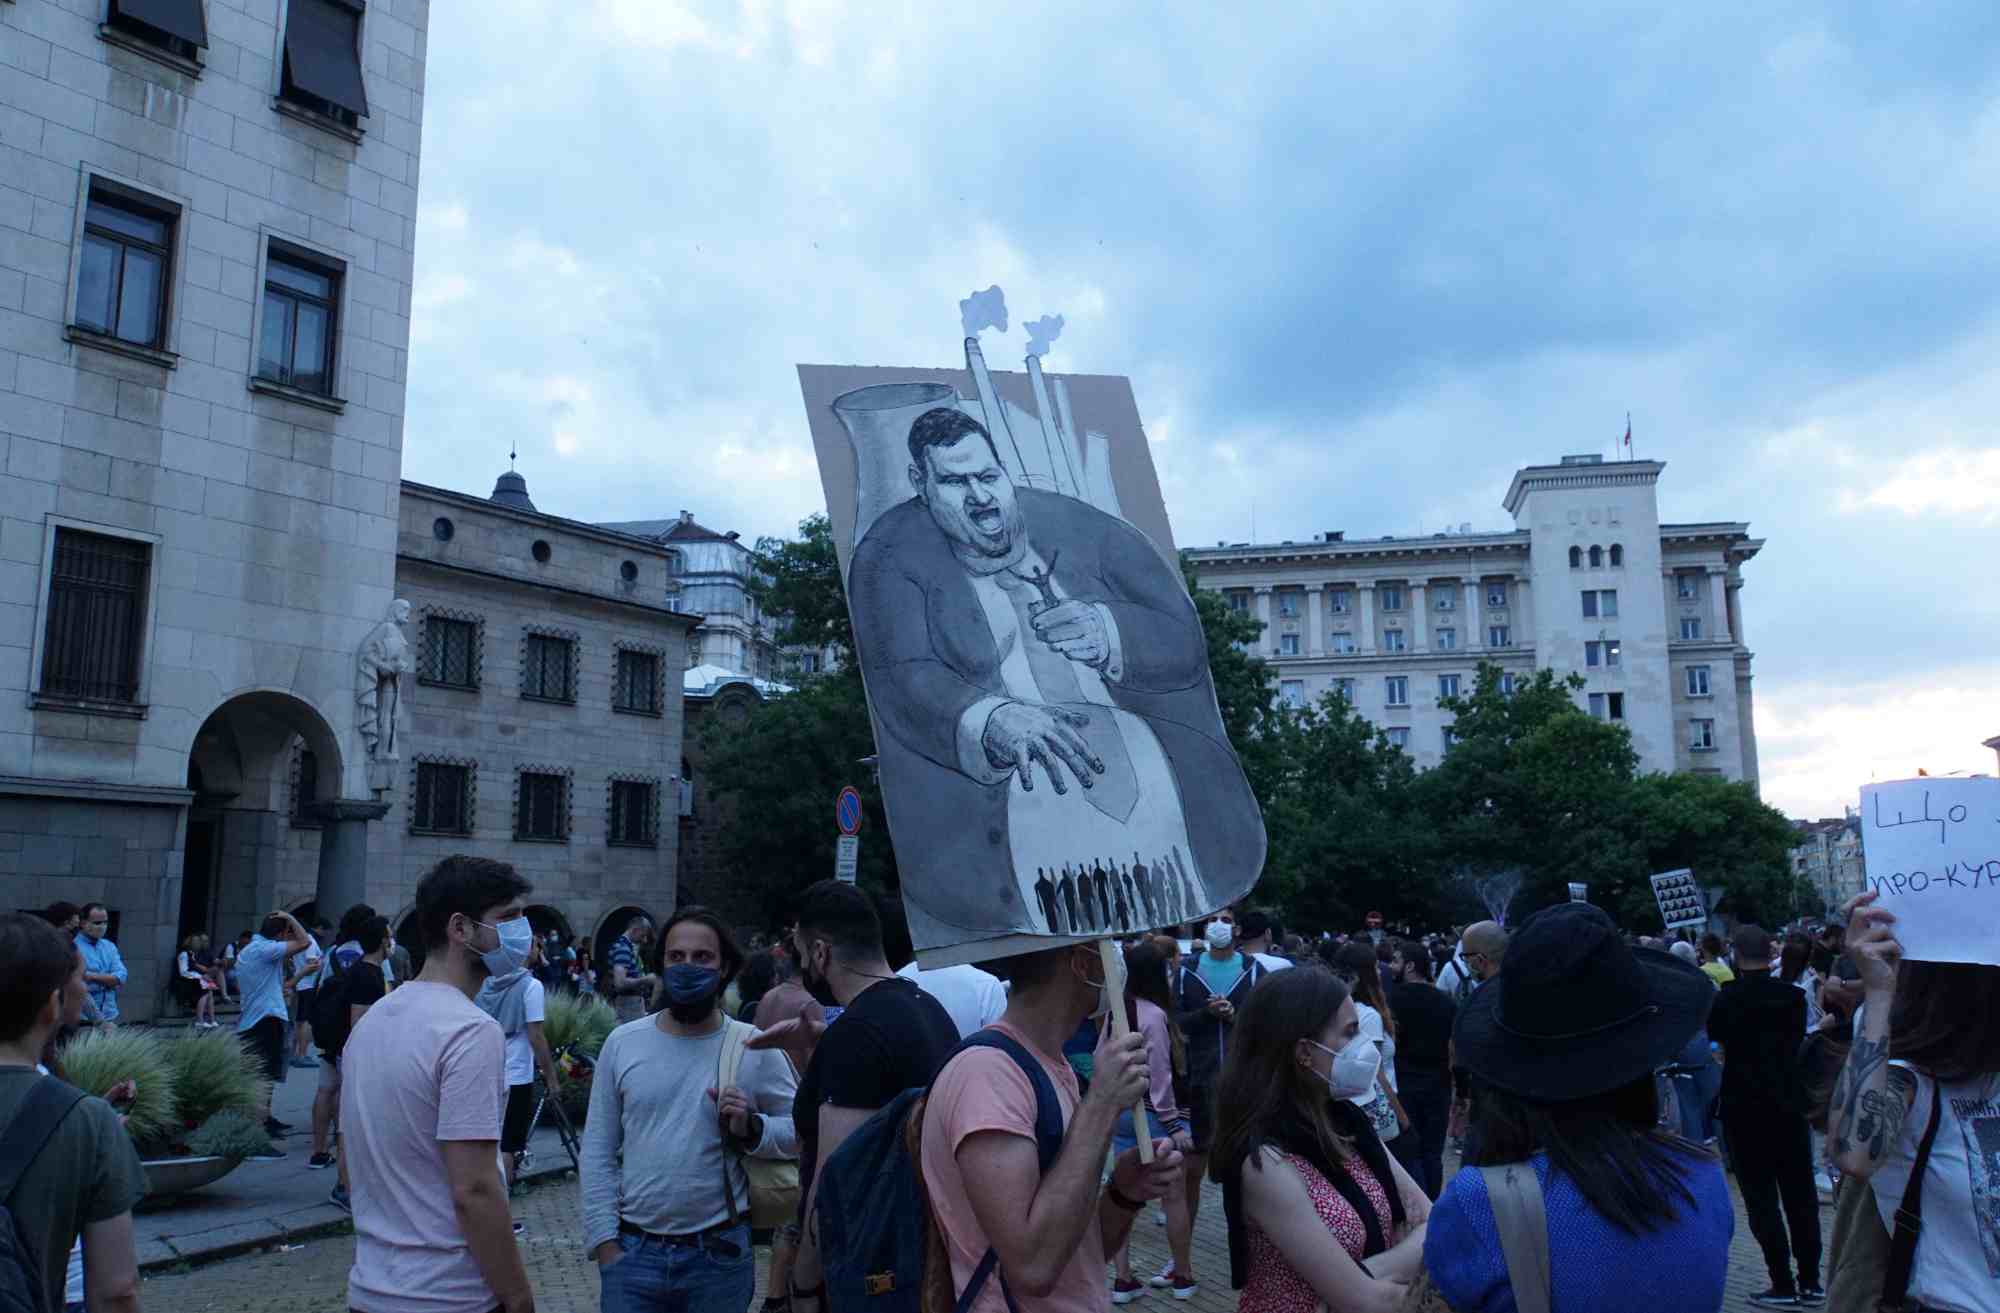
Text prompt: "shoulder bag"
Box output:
[[717, 1018, 801, 1230]]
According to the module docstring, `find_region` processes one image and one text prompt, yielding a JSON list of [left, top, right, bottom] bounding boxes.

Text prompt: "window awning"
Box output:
[[111, 0, 208, 46], [285, 0, 369, 119]]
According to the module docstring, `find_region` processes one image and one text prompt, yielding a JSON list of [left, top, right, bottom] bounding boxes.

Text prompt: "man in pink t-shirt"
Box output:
[[342, 856, 537, 1313], [921, 944, 1183, 1313]]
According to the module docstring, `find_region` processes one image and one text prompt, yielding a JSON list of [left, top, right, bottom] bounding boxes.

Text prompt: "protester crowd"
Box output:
[[3, 863, 1994, 1313]]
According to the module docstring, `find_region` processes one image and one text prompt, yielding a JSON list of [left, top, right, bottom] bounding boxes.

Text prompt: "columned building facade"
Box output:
[[1185, 457, 1764, 784]]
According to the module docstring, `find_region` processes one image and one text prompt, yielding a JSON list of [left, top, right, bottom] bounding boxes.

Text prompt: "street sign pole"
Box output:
[[834, 785, 862, 883]]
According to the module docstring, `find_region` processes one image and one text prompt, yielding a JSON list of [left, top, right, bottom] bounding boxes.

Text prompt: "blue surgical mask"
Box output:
[[664, 962, 720, 1006], [476, 916, 533, 977]]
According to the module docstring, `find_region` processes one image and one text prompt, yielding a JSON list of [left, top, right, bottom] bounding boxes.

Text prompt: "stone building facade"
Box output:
[[1, 0, 430, 1016], [1185, 456, 1765, 783], [1789, 815, 1863, 916]]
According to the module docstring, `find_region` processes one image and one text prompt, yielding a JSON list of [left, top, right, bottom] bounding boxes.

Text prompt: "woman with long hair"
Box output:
[[1109, 938, 1197, 1301], [176, 932, 219, 1028], [1211, 968, 1430, 1313], [1825, 889, 2000, 1313], [1333, 941, 1410, 1157], [1778, 933, 1823, 1033], [1424, 903, 1733, 1312]]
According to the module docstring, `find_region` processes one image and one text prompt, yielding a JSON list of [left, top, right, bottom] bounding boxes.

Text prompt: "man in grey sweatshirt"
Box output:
[[583, 907, 798, 1313]]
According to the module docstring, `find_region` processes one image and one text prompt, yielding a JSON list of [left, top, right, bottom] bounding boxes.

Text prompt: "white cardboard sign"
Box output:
[[1651, 868, 1707, 930], [1858, 777, 2000, 965]]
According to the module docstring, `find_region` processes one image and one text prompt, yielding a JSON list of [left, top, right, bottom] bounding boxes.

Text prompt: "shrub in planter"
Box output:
[[55, 1028, 177, 1149], [542, 994, 616, 1125], [163, 1030, 268, 1131], [186, 1110, 273, 1160]]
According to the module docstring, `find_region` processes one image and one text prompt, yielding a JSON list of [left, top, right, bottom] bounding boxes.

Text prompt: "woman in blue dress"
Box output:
[[1423, 903, 1736, 1313]]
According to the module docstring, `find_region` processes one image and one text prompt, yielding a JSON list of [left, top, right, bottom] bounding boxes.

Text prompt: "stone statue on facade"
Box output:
[[357, 599, 415, 763]]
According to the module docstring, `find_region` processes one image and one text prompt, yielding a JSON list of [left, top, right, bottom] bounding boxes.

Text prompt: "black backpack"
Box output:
[[313, 952, 370, 1056], [815, 1030, 1064, 1313], [1, 1077, 88, 1313]]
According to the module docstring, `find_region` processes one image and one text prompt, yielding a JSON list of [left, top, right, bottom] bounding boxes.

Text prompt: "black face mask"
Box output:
[[800, 951, 839, 1008]]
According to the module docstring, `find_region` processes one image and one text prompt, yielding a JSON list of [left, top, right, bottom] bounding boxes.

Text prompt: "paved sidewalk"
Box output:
[[133, 1055, 573, 1270], [140, 1148, 1829, 1311]]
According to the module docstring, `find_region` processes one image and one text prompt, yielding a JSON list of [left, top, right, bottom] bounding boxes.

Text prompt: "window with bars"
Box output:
[[74, 186, 176, 349], [515, 770, 569, 842], [419, 614, 480, 688], [521, 633, 576, 702], [608, 778, 659, 847], [411, 760, 474, 835], [40, 529, 151, 703], [257, 246, 341, 395], [614, 648, 661, 715]]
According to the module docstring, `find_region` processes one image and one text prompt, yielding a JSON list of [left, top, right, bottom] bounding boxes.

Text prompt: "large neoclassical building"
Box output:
[[1185, 455, 1765, 785]]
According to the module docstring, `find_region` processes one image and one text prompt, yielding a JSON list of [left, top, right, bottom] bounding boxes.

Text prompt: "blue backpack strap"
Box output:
[[944, 1030, 1066, 1313]]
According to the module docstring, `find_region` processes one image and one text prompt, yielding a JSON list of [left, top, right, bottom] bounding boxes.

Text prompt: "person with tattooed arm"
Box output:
[[1827, 889, 2000, 1313]]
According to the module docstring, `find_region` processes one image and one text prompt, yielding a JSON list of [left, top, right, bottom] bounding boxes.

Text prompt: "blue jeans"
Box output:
[[601, 1223, 754, 1313]]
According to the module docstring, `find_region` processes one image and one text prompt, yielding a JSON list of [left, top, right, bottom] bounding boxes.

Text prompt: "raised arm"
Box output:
[[1827, 892, 1918, 1180]]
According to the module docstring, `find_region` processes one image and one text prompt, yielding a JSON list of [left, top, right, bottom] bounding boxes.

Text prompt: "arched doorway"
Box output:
[[593, 905, 656, 973], [180, 689, 343, 952]]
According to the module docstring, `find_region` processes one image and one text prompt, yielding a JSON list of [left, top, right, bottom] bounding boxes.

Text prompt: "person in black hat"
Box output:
[[1422, 902, 1736, 1313]]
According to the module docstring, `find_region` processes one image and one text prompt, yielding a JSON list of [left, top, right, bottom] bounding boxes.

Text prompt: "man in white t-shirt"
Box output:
[[342, 856, 535, 1313], [894, 961, 1008, 1039], [477, 935, 562, 1190]]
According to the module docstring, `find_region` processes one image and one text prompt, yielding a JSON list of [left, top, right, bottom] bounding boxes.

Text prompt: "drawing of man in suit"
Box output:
[[846, 407, 1263, 945]]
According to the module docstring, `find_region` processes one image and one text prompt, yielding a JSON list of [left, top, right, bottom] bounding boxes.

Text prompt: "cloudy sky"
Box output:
[[401, 1, 2000, 820]]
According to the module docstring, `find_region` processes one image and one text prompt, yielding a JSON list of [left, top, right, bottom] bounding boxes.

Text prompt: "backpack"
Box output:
[[715, 1019, 801, 1230], [0, 1076, 88, 1313], [815, 1030, 1064, 1313], [313, 952, 375, 1057]]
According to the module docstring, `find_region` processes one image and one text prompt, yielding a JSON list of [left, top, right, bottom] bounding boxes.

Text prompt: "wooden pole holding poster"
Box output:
[[1097, 939, 1154, 1164]]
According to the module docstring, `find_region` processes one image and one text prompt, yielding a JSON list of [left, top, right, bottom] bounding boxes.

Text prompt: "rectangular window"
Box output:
[[1601, 589, 1618, 617], [1378, 585, 1404, 612], [1436, 628, 1457, 651], [412, 761, 473, 835], [1382, 629, 1407, 653], [1442, 726, 1458, 751], [1329, 632, 1356, 654], [1438, 674, 1461, 699], [1333, 678, 1356, 702], [1581, 590, 1598, 619], [1385, 676, 1409, 706], [1279, 633, 1300, 656], [420, 616, 479, 689], [799, 652, 821, 674], [1329, 591, 1350, 615], [515, 770, 569, 842], [280, 0, 369, 127], [1586, 641, 1602, 668], [1680, 617, 1703, 640], [1488, 624, 1511, 647], [1277, 592, 1299, 619], [1435, 590, 1454, 610], [521, 633, 575, 702], [1589, 693, 1604, 718], [1227, 591, 1249, 613], [1686, 665, 1712, 697], [1386, 727, 1410, 749], [1605, 639, 1621, 668], [608, 779, 658, 847], [1677, 574, 1699, 600], [257, 246, 341, 395], [105, 0, 208, 59], [1486, 584, 1507, 609], [1690, 718, 1716, 751], [1500, 673, 1518, 696], [1279, 679, 1306, 708], [40, 529, 151, 704], [615, 648, 661, 713], [74, 187, 176, 349], [1609, 692, 1625, 720]]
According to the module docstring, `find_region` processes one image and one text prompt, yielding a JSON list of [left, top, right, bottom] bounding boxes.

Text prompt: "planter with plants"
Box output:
[[541, 993, 617, 1125], [56, 1028, 274, 1199]]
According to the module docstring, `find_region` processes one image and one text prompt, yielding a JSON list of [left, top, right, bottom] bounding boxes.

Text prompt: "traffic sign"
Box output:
[[835, 786, 863, 836], [835, 834, 860, 883]]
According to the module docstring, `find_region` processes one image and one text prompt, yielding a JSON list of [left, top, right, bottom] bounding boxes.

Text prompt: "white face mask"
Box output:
[[1310, 1037, 1382, 1100], [1206, 922, 1234, 950]]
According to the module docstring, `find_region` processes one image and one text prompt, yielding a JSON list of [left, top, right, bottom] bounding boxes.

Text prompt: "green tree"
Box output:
[[1182, 564, 1273, 751], [1628, 771, 1809, 929], [748, 513, 852, 662]]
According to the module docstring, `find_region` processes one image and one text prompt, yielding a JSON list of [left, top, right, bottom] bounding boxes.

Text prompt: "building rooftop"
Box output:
[[596, 510, 742, 544], [684, 663, 793, 701]]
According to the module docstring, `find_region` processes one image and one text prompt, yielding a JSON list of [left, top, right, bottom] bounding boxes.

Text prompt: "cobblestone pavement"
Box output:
[[140, 1152, 1828, 1312]]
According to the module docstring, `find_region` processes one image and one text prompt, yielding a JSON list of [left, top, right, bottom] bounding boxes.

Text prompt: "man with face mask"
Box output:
[[476, 928, 562, 1195], [74, 903, 127, 1024], [1167, 914, 1266, 1270], [583, 907, 798, 1313], [764, 881, 958, 1313], [341, 856, 535, 1313]]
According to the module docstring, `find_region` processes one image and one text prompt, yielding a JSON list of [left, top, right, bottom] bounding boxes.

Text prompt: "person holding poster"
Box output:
[[1827, 891, 2000, 1313]]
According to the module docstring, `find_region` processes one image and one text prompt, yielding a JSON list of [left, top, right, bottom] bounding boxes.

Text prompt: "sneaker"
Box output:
[[246, 1146, 286, 1163], [328, 1185, 351, 1212], [1748, 1290, 1801, 1308], [263, 1118, 290, 1138], [1110, 1279, 1146, 1304], [511, 1221, 526, 1236], [1797, 1284, 1825, 1306], [1169, 1274, 1198, 1301], [308, 1152, 335, 1170], [1147, 1262, 1176, 1288]]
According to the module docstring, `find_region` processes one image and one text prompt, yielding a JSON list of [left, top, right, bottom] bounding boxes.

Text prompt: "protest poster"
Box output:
[[1858, 777, 2000, 965], [1651, 868, 1707, 930], [798, 289, 1267, 965]]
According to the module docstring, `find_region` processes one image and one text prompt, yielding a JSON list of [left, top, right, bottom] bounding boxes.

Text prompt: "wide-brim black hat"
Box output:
[[1454, 902, 1714, 1103]]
